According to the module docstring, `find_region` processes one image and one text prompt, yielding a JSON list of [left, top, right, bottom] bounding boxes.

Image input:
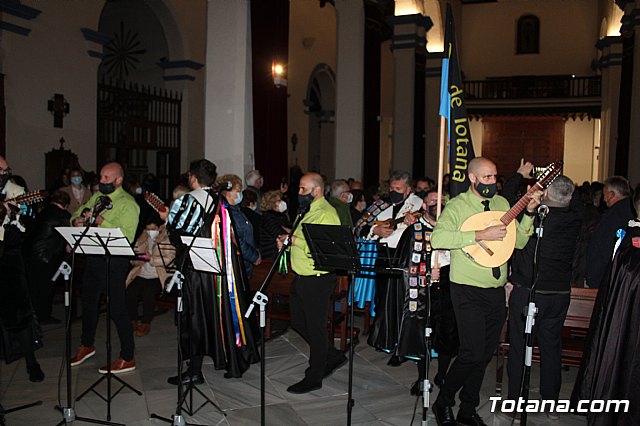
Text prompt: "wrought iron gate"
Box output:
[[97, 79, 181, 199]]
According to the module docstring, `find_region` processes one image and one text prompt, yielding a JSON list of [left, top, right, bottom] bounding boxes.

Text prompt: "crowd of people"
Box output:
[[1, 153, 638, 426]]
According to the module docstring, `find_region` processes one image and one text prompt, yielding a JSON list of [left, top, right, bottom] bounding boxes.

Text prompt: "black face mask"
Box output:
[[0, 174, 9, 188], [415, 190, 427, 200], [298, 193, 314, 208], [99, 181, 116, 195], [389, 191, 405, 205], [428, 204, 444, 218], [475, 182, 497, 198]]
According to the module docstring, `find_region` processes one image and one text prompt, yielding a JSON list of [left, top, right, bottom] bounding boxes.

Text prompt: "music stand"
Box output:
[[301, 224, 361, 426], [151, 236, 224, 426], [57, 227, 142, 424]]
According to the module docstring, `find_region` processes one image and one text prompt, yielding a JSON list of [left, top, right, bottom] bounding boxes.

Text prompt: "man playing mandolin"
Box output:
[[430, 157, 543, 426]]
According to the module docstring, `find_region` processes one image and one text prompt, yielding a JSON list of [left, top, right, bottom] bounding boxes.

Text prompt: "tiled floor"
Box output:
[[1, 301, 588, 425]]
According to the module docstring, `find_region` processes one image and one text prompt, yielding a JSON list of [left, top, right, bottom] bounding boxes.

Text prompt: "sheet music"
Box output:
[[56, 227, 135, 256], [180, 236, 222, 273]]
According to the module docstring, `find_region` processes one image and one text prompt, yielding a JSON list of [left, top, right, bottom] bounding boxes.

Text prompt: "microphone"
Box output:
[[537, 204, 549, 220]]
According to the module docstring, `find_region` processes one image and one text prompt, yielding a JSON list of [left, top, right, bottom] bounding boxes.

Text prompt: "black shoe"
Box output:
[[432, 402, 456, 426], [457, 412, 488, 426], [167, 372, 204, 386], [27, 364, 45, 383], [434, 372, 445, 387], [387, 355, 406, 367], [323, 354, 347, 378], [286, 378, 322, 394]]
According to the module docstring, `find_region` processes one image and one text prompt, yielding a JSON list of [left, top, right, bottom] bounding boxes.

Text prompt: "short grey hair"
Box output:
[[245, 169, 262, 187], [389, 170, 411, 185], [604, 175, 631, 197], [330, 179, 349, 198], [546, 175, 574, 206]]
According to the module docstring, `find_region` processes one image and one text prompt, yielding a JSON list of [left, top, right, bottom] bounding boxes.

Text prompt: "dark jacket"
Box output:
[[586, 198, 636, 288], [23, 203, 71, 264], [228, 204, 259, 278], [259, 210, 290, 260], [509, 205, 582, 292]]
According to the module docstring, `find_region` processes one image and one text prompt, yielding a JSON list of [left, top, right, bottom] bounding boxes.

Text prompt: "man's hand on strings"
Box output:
[[476, 224, 507, 241]]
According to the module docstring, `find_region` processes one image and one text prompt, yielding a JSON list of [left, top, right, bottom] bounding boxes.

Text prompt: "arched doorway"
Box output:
[[96, 0, 182, 198], [305, 64, 336, 179]]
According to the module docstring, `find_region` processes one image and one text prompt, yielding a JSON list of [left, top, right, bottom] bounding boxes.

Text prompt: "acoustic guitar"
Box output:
[[460, 161, 563, 267]]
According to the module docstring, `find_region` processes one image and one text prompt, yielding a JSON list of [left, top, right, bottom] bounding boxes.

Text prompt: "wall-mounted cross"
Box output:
[[47, 93, 70, 128]]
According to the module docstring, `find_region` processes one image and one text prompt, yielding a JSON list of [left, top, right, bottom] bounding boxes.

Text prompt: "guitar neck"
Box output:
[[499, 182, 542, 225]]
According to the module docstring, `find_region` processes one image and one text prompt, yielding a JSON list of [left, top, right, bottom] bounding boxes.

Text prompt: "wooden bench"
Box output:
[[249, 260, 296, 338], [495, 287, 597, 395]]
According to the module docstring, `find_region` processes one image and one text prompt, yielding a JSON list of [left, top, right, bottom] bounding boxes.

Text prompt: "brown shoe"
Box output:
[[70, 345, 96, 367], [98, 357, 136, 374], [136, 323, 151, 337]]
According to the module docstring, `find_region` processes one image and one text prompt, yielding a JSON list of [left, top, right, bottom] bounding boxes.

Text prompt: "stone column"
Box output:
[[389, 14, 432, 175], [624, 6, 640, 184], [334, 0, 365, 180], [203, 0, 254, 175], [596, 36, 623, 179]]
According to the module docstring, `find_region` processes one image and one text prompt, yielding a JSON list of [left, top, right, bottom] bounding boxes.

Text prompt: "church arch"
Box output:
[[305, 63, 337, 179]]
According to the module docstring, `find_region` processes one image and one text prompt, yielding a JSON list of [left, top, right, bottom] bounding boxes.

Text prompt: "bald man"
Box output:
[[70, 162, 140, 374], [276, 172, 346, 394], [431, 157, 542, 426]]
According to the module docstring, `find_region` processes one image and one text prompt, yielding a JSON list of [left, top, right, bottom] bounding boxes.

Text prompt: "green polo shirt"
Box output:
[[431, 188, 533, 288], [291, 197, 340, 276], [71, 186, 140, 244]]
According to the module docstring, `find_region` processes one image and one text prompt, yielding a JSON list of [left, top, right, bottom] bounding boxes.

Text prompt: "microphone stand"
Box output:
[[245, 205, 309, 426], [54, 206, 124, 425], [519, 206, 548, 426]]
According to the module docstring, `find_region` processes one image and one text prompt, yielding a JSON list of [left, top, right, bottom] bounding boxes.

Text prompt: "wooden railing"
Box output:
[[464, 75, 601, 100]]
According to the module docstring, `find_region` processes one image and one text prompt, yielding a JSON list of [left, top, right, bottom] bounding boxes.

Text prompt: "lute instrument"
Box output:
[[460, 161, 563, 267], [372, 210, 423, 229], [144, 191, 168, 213]]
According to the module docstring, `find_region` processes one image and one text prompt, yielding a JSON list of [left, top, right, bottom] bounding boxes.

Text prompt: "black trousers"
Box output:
[[81, 256, 135, 361], [289, 273, 343, 382], [126, 276, 162, 324], [25, 257, 57, 321], [507, 286, 570, 400], [436, 283, 505, 417]]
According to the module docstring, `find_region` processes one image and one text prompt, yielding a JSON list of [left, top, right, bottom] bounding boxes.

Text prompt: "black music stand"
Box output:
[[301, 223, 361, 426], [151, 236, 224, 426], [58, 227, 142, 423]]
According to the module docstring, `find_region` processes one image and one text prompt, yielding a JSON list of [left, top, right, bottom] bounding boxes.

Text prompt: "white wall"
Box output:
[[460, 0, 599, 79], [2, 0, 104, 188], [288, 0, 337, 171]]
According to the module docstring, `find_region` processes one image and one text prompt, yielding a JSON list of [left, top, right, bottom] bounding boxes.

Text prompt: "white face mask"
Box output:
[[345, 192, 354, 204], [277, 200, 287, 213], [146, 229, 159, 239]]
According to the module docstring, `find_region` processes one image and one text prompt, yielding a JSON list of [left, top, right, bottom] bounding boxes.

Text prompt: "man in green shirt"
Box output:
[[430, 157, 542, 426], [278, 172, 346, 394], [327, 179, 354, 228], [69, 162, 140, 374]]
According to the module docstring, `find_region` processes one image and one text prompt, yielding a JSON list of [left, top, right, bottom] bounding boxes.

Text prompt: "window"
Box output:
[[517, 15, 540, 54]]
